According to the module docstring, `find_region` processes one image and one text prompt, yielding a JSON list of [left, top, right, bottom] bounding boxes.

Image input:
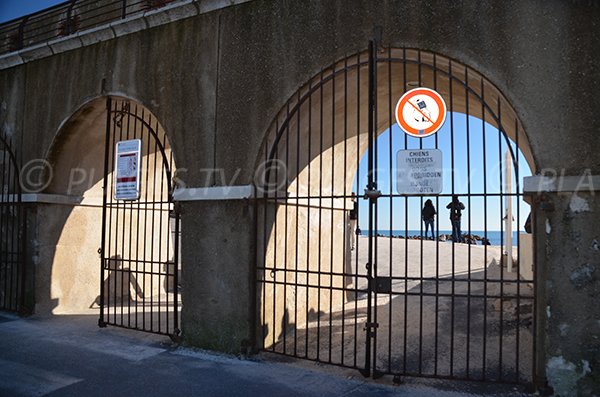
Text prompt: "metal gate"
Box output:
[[99, 97, 180, 338], [256, 41, 535, 384], [0, 134, 25, 313]]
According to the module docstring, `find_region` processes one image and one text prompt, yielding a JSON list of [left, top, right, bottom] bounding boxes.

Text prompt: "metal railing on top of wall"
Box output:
[[0, 0, 176, 56]]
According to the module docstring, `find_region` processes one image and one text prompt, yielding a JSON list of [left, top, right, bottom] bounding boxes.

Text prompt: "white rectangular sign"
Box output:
[[396, 149, 443, 194], [114, 139, 141, 201]]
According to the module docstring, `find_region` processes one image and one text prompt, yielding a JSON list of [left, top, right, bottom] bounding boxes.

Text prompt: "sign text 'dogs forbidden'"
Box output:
[[396, 149, 443, 194]]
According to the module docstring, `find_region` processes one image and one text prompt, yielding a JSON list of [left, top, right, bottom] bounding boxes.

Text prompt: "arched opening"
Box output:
[[37, 96, 180, 336], [255, 46, 536, 384]]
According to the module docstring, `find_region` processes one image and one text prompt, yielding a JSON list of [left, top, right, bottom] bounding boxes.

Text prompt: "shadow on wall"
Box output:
[[91, 255, 144, 308]]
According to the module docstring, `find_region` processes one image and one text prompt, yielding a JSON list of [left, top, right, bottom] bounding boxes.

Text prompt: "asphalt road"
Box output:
[[0, 312, 529, 396]]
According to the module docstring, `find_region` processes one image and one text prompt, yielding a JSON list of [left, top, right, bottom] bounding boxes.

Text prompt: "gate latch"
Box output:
[[371, 276, 392, 293], [364, 322, 379, 338]]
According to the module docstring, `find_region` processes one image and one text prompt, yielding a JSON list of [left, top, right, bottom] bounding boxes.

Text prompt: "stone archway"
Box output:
[[36, 96, 179, 333], [255, 45, 537, 383]]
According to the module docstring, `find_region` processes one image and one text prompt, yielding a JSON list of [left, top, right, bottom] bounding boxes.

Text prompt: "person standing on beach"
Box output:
[[446, 195, 465, 243], [421, 199, 436, 240]]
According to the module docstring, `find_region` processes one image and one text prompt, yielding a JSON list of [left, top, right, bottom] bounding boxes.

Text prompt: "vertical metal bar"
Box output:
[[173, 199, 180, 335], [283, 101, 290, 355], [417, 49, 424, 376], [465, 66, 472, 378], [164, 131, 170, 334], [363, 39, 375, 376], [99, 97, 112, 327], [168, 145, 174, 334], [125, 105, 133, 329], [498, 97, 505, 381], [341, 56, 348, 367], [260, 130, 266, 349], [353, 51, 360, 369], [514, 117, 521, 383], [329, 67, 336, 363], [402, 47, 409, 375], [294, 89, 301, 357], [317, 67, 324, 361], [387, 46, 393, 375], [433, 53, 440, 376], [481, 78, 488, 381], [272, 117, 279, 351], [122, 0, 127, 18], [107, 102, 118, 325], [142, 108, 152, 330], [156, 117, 164, 334], [449, 59, 456, 378], [305, 78, 312, 359], [117, 103, 126, 327], [150, 112, 159, 331], [132, 105, 141, 330]]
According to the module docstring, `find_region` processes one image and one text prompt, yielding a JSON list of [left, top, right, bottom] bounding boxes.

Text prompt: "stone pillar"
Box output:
[[528, 176, 600, 395], [179, 199, 255, 354]]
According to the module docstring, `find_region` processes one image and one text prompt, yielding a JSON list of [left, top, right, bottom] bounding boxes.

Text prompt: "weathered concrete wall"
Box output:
[[535, 191, 599, 396], [180, 200, 254, 353], [0, 0, 598, 392]]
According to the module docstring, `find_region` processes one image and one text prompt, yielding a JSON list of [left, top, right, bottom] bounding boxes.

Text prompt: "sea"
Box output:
[[359, 230, 521, 246]]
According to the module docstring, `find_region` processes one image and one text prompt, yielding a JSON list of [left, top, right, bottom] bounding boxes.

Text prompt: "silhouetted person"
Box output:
[[349, 192, 358, 250], [446, 195, 465, 243], [421, 199, 436, 240]]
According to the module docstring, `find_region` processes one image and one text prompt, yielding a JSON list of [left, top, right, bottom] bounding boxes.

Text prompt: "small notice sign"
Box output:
[[396, 149, 443, 194], [114, 139, 141, 201]]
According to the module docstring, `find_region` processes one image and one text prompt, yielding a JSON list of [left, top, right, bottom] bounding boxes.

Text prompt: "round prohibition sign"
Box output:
[[395, 87, 447, 137]]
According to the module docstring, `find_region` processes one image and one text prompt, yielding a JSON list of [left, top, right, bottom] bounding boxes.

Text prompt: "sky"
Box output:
[[0, 0, 65, 23], [353, 112, 532, 233]]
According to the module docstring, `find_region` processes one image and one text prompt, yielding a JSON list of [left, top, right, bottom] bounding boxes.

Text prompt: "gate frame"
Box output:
[[254, 39, 538, 387], [98, 96, 180, 339]]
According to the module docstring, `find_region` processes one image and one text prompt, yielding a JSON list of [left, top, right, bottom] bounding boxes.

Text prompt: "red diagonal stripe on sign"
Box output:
[[407, 99, 435, 125]]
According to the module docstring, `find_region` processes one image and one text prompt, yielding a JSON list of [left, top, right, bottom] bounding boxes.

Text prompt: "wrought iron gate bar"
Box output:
[[256, 43, 535, 386], [0, 134, 25, 313], [99, 97, 180, 338]]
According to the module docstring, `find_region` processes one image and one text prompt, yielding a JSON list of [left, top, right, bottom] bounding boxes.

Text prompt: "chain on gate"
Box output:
[[98, 97, 181, 339]]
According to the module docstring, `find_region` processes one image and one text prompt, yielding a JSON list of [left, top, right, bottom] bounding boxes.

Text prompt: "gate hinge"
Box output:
[[170, 202, 183, 216]]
